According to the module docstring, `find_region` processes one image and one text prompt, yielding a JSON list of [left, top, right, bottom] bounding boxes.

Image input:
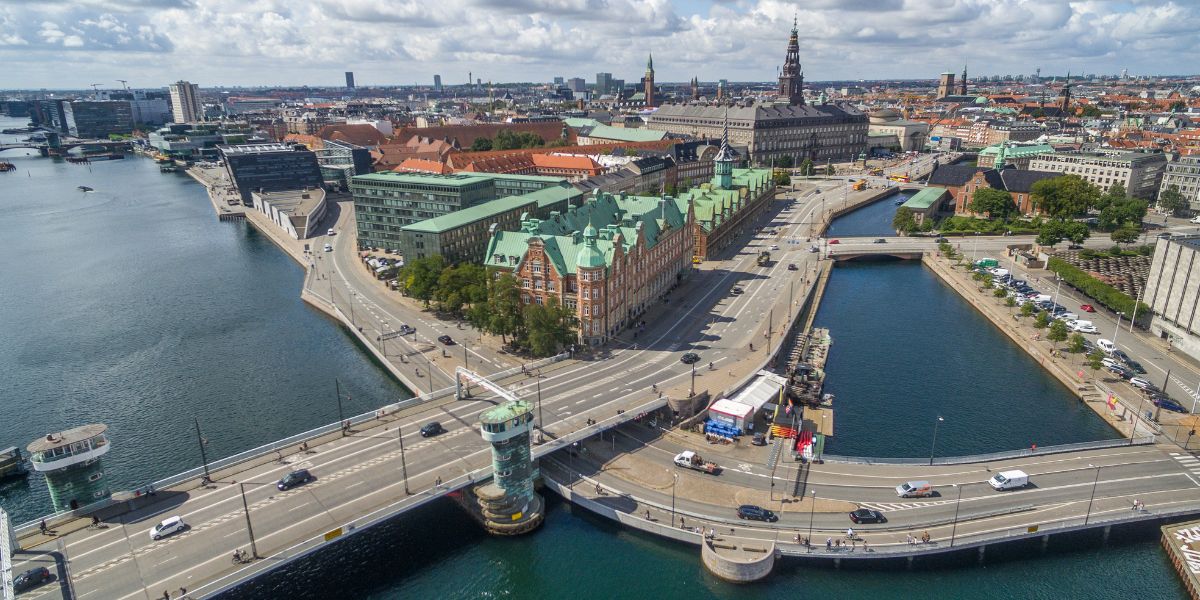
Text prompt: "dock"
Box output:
[[1162, 520, 1200, 599]]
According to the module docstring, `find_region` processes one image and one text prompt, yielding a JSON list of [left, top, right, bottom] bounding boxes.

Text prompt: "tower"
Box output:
[[958, 64, 968, 96], [691, 76, 699, 101], [1060, 71, 1073, 113], [777, 17, 805, 105], [714, 109, 735, 190], [168, 80, 201, 123], [936, 71, 956, 99], [27, 424, 112, 512], [344, 71, 355, 89], [644, 53, 655, 108], [476, 399, 543, 535]]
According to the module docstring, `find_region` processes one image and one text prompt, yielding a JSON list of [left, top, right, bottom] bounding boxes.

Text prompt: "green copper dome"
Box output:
[[576, 242, 605, 269]]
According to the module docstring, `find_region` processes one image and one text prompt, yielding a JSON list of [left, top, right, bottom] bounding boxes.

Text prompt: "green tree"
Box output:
[[484, 272, 523, 344], [400, 255, 446, 307], [1034, 311, 1050, 329], [994, 287, 1008, 299], [1021, 301, 1035, 317], [1110, 224, 1140, 246], [1086, 349, 1106, 380], [1036, 220, 1066, 248], [1031, 175, 1099, 218], [1068, 333, 1086, 353], [1169, 100, 1188, 112], [435, 263, 487, 316], [1005, 296, 1017, 308], [522, 297, 577, 357], [892, 207, 917, 234], [776, 155, 795, 169], [981, 274, 994, 289], [1158, 185, 1189, 217], [1048, 319, 1069, 348], [1079, 104, 1102, 118], [470, 137, 494, 151], [969, 187, 1017, 219], [1064, 221, 1090, 245], [772, 171, 791, 187], [798, 158, 815, 177]]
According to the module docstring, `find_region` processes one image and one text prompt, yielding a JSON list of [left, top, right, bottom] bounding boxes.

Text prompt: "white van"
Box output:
[[896, 481, 934, 498], [1097, 339, 1116, 355], [988, 469, 1030, 491], [1190, 216, 1200, 224]]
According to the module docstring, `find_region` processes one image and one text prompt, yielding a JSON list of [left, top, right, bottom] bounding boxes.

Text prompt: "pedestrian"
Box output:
[[180, 588, 187, 597], [826, 537, 832, 550], [645, 509, 651, 521], [680, 516, 686, 528], [907, 533, 915, 545], [922, 530, 931, 544], [863, 540, 869, 552], [163, 591, 170, 600], [39, 520, 48, 534]]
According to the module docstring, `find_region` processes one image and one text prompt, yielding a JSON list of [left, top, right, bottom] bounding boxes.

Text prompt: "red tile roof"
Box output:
[[393, 158, 453, 174]]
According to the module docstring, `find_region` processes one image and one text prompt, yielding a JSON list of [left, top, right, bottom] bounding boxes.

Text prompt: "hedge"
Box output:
[[1046, 257, 1151, 322]]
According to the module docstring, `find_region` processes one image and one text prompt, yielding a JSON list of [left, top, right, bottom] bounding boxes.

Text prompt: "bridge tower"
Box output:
[[26, 424, 112, 512], [456, 367, 545, 535]]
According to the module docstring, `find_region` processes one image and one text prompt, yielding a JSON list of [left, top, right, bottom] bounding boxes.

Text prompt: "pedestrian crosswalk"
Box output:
[[857, 499, 956, 512], [1170, 376, 1200, 402], [1170, 453, 1200, 485]]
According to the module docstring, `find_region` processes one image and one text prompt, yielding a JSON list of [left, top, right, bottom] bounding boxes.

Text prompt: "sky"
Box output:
[[0, 0, 1195, 90]]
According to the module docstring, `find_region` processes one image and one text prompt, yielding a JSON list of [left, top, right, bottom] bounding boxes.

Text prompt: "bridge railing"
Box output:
[[12, 351, 570, 537], [821, 436, 1156, 466]]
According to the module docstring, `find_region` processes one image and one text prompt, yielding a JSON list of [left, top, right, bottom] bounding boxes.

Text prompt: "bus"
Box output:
[[851, 180, 866, 191], [888, 175, 910, 183]]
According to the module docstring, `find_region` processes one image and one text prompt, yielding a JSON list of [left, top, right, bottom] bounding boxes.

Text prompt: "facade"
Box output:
[[63, 101, 134, 138], [169, 80, 202, 123], [219, 143, 323, 204], [685, 123, 774, 260], [225, 97, 281, 115], [1028, 150, 1168, 199], [899, 188, 951, 226], [928, 163, 1060, 215], [1144, 235, 1200, 362], [397, 185, 581, 263], [484, 189, 694, 345], [32, 99, 69, 134], [1160, 156, 1200, 212], [936, 72, 956, 99], [671, 140, 720, 189], [567, 78, 586, 93], [596, 72, 613, 95], [867, 109, 930, 152], [977, 143, 1055, 169], [345, 71, 355, 89], [643, 54, 655, 108], [252, 188, 328, 240], [316, 139, 374, 190]]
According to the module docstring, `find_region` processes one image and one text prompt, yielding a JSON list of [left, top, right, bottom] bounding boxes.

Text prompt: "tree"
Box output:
[[1021, 301, 1035, 318], [981, 274, 994, 290], [1170, 100, 1188, 113], [772, 171, 791, 186], [1068, 333, 1086, 353], [1086, 349, 1106, 381], [484, 272, 523, 344], [400, 255, 446, 307], [1111, 224, 1140, 246], [892, 207, 917, 234], [1048, 319, 1069, 348], [470, 137, 494, 151], [1031, 175, 1099, 218], [522, 297, 577, 357], [994, 287, 1008, 299], [969, 187, 1017, 219], [1064, 221, 1090, 245], [1034, 311, 1050, 329], [776, 155, 795, 169], [798, 158, 815, 177], [435, 263, 487, 317], [1005, 296, 1017, 308], [1158, 185, 1189, 217], [1079, 104, 1102, 118], [1036, 220, 1066, 248]]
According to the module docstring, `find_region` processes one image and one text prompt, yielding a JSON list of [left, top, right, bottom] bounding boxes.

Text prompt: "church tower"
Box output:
[[644, 53, 656, 108], [714, 109, 735, 190], [958, 64, 968, 95], [777, 18, 805, 105], [691, 76, 699, 101]]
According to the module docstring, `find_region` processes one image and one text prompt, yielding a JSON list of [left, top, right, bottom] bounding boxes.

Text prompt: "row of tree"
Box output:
[[469, 131, 554, 152], [397, 256, 577, 357]]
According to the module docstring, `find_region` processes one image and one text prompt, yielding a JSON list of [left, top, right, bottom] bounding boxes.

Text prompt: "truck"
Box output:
[[757, 251, 771, 267], [988, 469, 1030, 491], [674, 451, 720, 474]]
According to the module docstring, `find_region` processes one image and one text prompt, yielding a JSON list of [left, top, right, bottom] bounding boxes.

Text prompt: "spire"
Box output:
[[646, 53, 654, 73], [714, 107, 735, 190], [778, 19, 804, 105]]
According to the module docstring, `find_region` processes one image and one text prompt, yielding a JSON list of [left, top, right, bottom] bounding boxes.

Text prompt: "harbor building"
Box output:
[[168, 80, 202, 123], [475, 399, 543, 535], [27, 424, 112, 512], [63, 101, 134, 139], [219, 143, 323, 205], [1028, 150, 1167, 199], [252, 188, 328, 240], [1144, 234, 1200, 362], [1159, 156, 1200, 213]]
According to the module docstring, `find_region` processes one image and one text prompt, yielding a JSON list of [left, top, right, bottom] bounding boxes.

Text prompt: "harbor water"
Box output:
[[823, 188, 912, 238], [0, 118, 1187, 598]]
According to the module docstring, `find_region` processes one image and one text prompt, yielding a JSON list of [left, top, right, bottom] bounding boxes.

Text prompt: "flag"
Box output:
[[1106, 394, 1117, 410]]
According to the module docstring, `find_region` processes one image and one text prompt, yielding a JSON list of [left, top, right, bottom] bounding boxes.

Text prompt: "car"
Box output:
[[277, 468, 315, 491], [1123, 358, 1147, 374], [752, 432, 767, 446], [934, 237, 948, 244], [1072, 323, 1098, 334], [1080, 304, 1096, 313], [323, 243, 333, 252], [437, 335, 454, 345], [873, 238, 887, 244], [1153, 396, 1188, 413], [680, 352, 700, 365], [13, 567, 52, 592], [327, 228, 336, 236], [895, 480, 934, 498], [1191, 216, 1200, 224], [1056, 311, 1080, 321], [420, 422, 444, 437], [736, 504, 778, 522], [849, 508, 887, 524], [396, 324, 415, 335], [1129, 377, 1157, 391], [1101, 357, 1123, 370], [1112, 349, 1132, 363], [828, 239, 840, 245], [770, 244, 779, 250], [1106, 363, 1133, 379], [149, 516, 187, 540], [787, 263, 798, 271], [730, 286, 744, 295]]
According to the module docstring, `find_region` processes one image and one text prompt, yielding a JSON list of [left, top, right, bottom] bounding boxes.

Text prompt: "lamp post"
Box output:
[[929, 416, 944, 465], [398, 424, 410, 495], [670, 470, 678, 525], [806, 489, 817, 552], [193, 418, 211, 482], [334, 378, 346, 436], [690, 362, 696, 397], [237, 483, 260, 559], [1084, 464, 1101, 525], [1112, 312, 1125, 349], [950, 483, 963, 547]]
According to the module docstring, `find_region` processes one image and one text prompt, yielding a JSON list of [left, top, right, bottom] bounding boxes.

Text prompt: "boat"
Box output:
[[895, 199, 904, 205], [77, 185, 94, 192], [0, 161, 15, 172], [159, 164, 177, 173], [0, 446, 29, 481]]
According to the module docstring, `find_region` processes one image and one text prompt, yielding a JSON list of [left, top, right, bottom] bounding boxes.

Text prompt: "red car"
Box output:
[[828, 239, 840, 245], [1080, 304, 1096, 313]]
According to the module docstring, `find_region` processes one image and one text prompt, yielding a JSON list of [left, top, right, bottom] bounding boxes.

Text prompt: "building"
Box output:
[[483, 188, 694, 345], [530, 154, 604, 178], [643, 54, 655, 108], [127, 91, 171, 126], [169, 80, 202, 123], [680, 124, 774, 260], [777, 18, 804, 105], [32, 99, 69, 134], [315, 139, 374, 190], [898, 188, 951, 226], [397, 184, 581, 263], [977, 143, 1055, 170], [434, 74, 443, 92], [867, 109, 930, 152], [63, 101, 134, 138], [671, 140, 720, 189], [936, 71, 956, 99], [252, 188, 327, 239], [647, 101, 867, 166], [596, 72, 613, 96], [927, 162, 1060, 215], [219, 143, 323, 204], [1028, 150, 1168, 199], [567, 78, 587, 93], [345, 71, 355, 89], [1159, 155, 1200, 213], [225, 97, 281, 115], [1144, 234, 1200, 362]]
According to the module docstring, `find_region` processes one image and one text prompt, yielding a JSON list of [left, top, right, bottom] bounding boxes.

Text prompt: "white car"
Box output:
[[149, 516, 187, 540], [327, 228, 336, 236], [323, 243, 333, 252], [1190, 216, 1200, 224], [1070, 321, 1098, 333], [1129, 377, 1156, 391]]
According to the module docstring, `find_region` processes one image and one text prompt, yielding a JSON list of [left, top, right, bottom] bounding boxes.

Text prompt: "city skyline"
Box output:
[[0, 0, 1195, 89]]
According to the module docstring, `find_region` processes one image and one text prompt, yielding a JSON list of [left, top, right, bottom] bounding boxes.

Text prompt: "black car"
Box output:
[[1106, 364, 1134, 379], [787, 263, 798, 271], [1123, 358, 1147, 374], [420, 422, 444, 437], [277, 469, 315, 491], [934, 237, 948, 244], [13, 566, 51, 592], [1153, 396, 1188, 413], [396, 324, 415, 335], [680, 352, 700, 365], [730, 286, 744, 295], [873, 238, 887, 244], [437, 335, 454, 345], [1112, 349, 1132, 363], [752, 432, 767, 446], [849, 508, 886, 524], [736, 504, 777, 522]]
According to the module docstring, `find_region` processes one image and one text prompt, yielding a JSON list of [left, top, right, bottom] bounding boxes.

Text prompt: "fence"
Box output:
[[1, 507, 12, 600], [821, 436, 1156, 466]]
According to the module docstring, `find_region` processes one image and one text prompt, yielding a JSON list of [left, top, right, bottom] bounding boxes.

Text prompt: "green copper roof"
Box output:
[[978, 144, 1055, 158], [900, 187, 947, 210], [581, 123, 665, 142], [480, 399, 533, 424]]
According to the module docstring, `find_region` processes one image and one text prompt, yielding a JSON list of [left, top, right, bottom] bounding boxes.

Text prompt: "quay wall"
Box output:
[[701, 540, 777, 583]]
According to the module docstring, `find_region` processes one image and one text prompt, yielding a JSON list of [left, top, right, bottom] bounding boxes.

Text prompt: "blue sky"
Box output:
[[0, 1, 1192, 90]]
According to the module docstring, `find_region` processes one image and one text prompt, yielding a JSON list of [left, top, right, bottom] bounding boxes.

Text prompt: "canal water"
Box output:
[[0, 116, 1187, 599], [823, 189, 912, 238]]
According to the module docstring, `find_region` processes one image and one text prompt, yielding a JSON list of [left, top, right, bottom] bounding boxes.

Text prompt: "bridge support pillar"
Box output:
[[1103, 525, 1111, 545], [1041, 534, 1050, 553], [977, 545, 986, 564], [906, 555, 914, 570]]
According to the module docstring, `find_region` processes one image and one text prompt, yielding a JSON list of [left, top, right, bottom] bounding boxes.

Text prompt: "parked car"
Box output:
[[680, 352, 700, 365], [1107, 364, 1134, 379], [13, 567, 52, 592], [873, 238, 887, 244], [752, 432, 767, 446], [1097, 339, 1116, 354], [935, 237, 948, 243], [437, 335, 454, 345], [828, 239, 840, 245], [1123, 358, 1147, 374], [277, 469, 315, 491], [1071, 322, 1098, 334], [1080, 304, 1096, 312], [787, 263, 798, 271], [1129, 377, 1157, 391], [737, 504, 778, 522], [327, 228, 336, 236], [420, 422, 444, 437], [149, 516, 187, 540], [1153, 396, 1188, 413], [849, 508, 886, 523]]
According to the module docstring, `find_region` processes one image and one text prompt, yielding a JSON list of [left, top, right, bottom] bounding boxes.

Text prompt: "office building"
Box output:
[[1160, 156, 1200, 213], [567, 78, 587, 93], [168, 80, 202, 123], [1144, 234, 1200, 362], [32, 99, 69, 134], [63, 101, 134, 138], [345, 71, 355, 89], [596, 72, 613, 96], [316, 139, 374, 190], [434, 74, 443, 92], [219, 143, 323, 204], [1028, 150, 1167, 199]]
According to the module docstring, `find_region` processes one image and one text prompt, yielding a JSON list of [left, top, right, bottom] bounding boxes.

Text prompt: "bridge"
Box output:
[[0, 139, 133, 156], [5, 175, 1200, 597]]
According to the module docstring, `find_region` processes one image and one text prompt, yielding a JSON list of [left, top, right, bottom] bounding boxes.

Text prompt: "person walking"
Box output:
[[826, 537, 832, 550]]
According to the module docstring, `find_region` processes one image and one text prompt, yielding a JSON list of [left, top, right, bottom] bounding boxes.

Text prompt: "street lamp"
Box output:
[[398, 424, 411, 495], [950, 483, 963, 547], [670, 470, 679, 526], [1112, 312, 1125, 349], [689, 361, 696, 397], [1084, 464, 1101, 525], [237, 483, 260, 559], [806, 489, 817, 552], [193, 417, 211, 483], [929, 416, 944, 465]]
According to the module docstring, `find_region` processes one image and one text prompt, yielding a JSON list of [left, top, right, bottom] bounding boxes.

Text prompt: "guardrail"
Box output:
[[1, 508, 13, 600], [822, 436, 1156, 466], [13, 352, 570, 537]]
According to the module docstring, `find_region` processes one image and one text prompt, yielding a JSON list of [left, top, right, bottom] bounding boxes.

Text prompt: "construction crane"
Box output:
[[116, 79, 129, 91], [89, 83, 102, 91]]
